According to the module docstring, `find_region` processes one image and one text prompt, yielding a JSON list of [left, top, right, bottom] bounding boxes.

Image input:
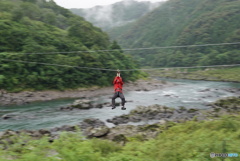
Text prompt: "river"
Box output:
[[0, 78, 240, 132]]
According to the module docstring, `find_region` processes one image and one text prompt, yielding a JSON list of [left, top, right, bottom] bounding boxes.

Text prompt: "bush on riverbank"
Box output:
[[212, 96, 240, 113], [1, 115, 240, 161]]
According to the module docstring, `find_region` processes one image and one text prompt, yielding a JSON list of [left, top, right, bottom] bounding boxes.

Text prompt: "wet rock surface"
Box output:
[[107, 104, 203, 125], [1, 114, 36, 120], [59, 99, 112, 110], [2, 114, 14, 120]]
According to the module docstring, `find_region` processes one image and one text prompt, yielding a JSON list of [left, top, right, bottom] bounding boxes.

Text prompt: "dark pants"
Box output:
[[112, 92, 125, 107]]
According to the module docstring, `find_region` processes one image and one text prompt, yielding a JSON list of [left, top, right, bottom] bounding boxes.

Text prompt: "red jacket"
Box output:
[[113, 76, 123, 92]]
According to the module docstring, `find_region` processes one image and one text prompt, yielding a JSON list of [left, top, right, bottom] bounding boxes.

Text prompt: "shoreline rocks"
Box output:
[[107, 104, 202, 125], [209, 96, 240, 113]]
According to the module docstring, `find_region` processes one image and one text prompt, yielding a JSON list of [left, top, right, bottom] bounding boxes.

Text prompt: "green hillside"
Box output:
[[110, 0, 240, 67], [0, 0, 142, 91]]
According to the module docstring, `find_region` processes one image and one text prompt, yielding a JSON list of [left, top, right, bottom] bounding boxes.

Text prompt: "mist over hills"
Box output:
[[70, 0, 163, 31], [108, 0, 240, 67]]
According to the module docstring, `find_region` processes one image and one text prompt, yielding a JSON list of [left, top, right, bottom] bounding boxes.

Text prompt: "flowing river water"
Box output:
[[0, 78, 240, 132]]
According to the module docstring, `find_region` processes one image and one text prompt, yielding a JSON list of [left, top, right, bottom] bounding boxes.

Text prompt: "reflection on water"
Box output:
[[0, 78, 239, 131]]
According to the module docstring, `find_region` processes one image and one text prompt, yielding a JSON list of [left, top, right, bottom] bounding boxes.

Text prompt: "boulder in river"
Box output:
[[66, 99, 111, 110], [71, 99, 92, 109], [79, 118, 110, 138], [79, 118, 106, 129], [60, 106, 74, 111], [84, 126, 109, 138], [2, 114, 14, 120]]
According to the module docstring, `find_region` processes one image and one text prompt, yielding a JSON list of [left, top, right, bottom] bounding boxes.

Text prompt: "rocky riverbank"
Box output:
[[149, 67, 240, 83], [205, 96, 240, 117], [0, 79, 173, 106], [1, 96, 240, 148]]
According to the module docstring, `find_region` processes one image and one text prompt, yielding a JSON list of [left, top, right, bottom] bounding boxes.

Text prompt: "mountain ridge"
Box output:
[[108, 0, 240, 67], [70, 0, 164, 31]]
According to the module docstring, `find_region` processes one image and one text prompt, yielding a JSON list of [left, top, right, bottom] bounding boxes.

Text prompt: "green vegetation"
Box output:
[[0, 0, 144, 92], [1, 115, 240, 160], [110, 0, 240, 67], [149, 67, 240, 82]]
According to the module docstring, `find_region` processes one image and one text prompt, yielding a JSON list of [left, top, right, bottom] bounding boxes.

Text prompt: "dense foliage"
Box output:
[[1, 115, 240, 160], [0, 0, 143, 91], [70, 0, 161, 31], [110, 0, 240, 67]]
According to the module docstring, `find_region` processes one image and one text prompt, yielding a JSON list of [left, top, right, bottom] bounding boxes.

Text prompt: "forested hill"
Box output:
[[70, 0, 163, 31], [0, 0, 142, 92], [109, 0, 240, 67]]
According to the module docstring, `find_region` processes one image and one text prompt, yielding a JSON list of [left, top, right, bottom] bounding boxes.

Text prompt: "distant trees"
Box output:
[[22, 0, 37, 2], [110, 0, 240, 68]]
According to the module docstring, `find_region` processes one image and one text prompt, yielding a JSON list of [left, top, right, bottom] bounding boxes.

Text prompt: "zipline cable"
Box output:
[[1, 58, 240, 72], [0, 41, 240, 55]]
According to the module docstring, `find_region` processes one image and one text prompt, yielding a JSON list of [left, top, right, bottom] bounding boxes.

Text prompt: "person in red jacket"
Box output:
[[112, 70, 126, 110]]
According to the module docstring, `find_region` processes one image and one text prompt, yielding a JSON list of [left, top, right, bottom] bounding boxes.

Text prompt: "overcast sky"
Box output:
[[53, 0, 166, 9]]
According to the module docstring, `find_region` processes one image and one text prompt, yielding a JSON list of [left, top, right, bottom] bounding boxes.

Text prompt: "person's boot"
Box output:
[[121, 106, 126, 110], [112, 105, 116, 109]]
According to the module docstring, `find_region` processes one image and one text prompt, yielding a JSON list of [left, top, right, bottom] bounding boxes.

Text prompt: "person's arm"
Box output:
[[113, 76, 118, 84], [119, 77, 124, 85]]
